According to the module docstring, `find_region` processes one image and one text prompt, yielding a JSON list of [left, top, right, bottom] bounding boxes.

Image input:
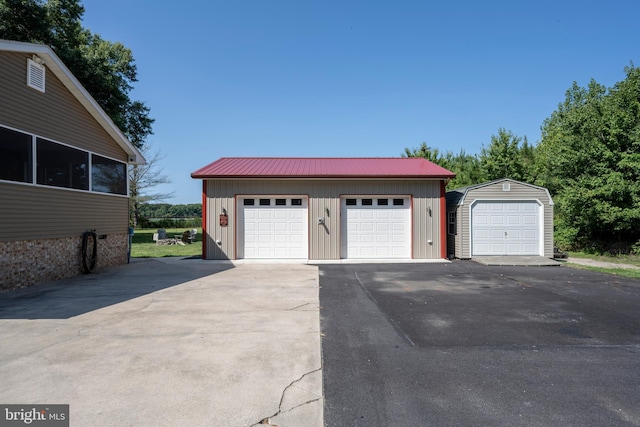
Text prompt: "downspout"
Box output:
[[201, 180, 207, 260], [440, 180, 447, 259]]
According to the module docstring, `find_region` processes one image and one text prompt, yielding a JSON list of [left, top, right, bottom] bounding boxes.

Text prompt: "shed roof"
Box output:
[[446, 178, 554, 206], [191, 157, 456, 179], [0, 39, 144, 164]]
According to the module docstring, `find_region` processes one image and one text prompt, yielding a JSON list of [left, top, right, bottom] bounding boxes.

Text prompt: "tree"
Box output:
[[537, 66, 640, 251], [0, 0, 153, 148], [129, 146, 173, 227], [403, 143, 483, 188], [479, 128, 527, 182]]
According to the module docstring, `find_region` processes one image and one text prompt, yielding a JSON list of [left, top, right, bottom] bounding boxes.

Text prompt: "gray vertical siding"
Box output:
[[203, 179, 445, 260], [448, 180, 554, 258]]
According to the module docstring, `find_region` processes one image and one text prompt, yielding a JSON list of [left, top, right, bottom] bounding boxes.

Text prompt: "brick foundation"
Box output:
[[0, 234, 129, 291]]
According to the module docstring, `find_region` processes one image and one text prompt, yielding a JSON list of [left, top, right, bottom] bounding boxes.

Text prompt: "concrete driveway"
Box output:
[[0, 258, 323, 427], [320, 261, 640, 426]]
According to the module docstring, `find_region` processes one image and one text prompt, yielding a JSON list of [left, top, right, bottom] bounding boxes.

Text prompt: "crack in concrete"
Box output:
[[252, 367, 322, 427], [287, 302, 314, 311]]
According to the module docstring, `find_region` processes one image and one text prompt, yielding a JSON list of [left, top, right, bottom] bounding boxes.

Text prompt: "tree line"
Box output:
[[404, 65, 640, 254], [138, 204, 202, 220]]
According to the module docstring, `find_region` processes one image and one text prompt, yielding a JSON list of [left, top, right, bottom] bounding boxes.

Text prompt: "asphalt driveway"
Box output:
[[319, 261, 640, 426]]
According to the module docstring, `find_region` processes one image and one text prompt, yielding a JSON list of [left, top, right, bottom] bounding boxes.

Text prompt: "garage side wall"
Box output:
[[204, 179, 443, 260], [458, 181, 553, 258]]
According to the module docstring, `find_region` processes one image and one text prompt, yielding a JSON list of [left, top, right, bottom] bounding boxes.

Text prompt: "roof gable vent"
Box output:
[[27, 58, 45, 92], [502, 182, 511, 191]]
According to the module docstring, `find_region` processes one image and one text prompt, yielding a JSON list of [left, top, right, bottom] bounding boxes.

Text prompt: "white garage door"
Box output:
[[471, 201, 541, 256], [341, 197, 411, 259], [238, 197, 308, 259]]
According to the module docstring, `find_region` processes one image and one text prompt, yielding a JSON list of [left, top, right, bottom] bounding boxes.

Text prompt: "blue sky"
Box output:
[[81, 0, 640, 204]]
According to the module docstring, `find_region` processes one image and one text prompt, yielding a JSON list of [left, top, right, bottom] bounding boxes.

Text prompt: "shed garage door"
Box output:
[[471, 201, 540, 256], [238, 197, 308, 259], [341, 197, 411, 259]]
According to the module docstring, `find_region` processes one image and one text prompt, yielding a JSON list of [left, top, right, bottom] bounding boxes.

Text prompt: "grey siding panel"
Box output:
[[0, 51, 127, 161], [204, 179, 444, 260], [0, 182, 128, 241]]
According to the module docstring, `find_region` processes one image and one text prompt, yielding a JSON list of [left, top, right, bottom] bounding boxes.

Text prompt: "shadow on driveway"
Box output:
[[0, 257, 233, 319]]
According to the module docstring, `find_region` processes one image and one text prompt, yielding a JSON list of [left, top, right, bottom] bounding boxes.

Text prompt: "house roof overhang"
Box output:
[[191, 157, 456, 180], [0, 39, 145, 165]]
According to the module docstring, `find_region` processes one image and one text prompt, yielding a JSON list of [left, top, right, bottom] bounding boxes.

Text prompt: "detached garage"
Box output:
[[191, 157, 455, 261], [446, 179, 554, 259]]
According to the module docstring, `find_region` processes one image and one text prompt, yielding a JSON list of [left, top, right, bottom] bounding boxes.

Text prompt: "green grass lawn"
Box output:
[[567, 264, 640, 280], [568, 251, 640, 267], [567, 251, 640, 280], [130, 228, 202, 258]]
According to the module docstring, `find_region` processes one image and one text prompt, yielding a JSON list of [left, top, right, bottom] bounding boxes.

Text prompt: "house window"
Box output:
[[36, 138, 88, 190], [448, 211, 457, 235], [243, 199, 255, 206], [91, 154, 127, 195], [377, 199, 389, 206], [259, 199, 271, 206], [362, 199, 373, 206], [275, 199, 286, 206], [393, 199, 404, 206], [291, 198, 302, 206], [0, 126, 33, 183], [345, 199, 357, 206]]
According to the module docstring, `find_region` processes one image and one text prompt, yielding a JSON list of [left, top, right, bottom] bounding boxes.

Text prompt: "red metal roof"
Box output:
[[191, 157, 455, 179]]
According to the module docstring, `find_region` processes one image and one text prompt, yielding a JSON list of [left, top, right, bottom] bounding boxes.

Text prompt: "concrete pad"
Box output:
[[0, 258, 323, 427], [472, 256, 561, 266]]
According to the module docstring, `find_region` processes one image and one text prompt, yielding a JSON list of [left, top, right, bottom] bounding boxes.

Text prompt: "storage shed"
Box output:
[[446, 179, 554, 259], [191, 157, 455, 261]]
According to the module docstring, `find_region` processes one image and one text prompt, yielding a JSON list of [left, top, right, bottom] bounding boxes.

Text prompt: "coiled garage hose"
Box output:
[[81, 230, 97, 273]]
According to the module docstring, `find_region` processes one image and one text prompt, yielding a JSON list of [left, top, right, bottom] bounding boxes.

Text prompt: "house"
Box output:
[[0, 40, 144, 290], [446, 178, 554, 259], [191, 157, 455, 261]]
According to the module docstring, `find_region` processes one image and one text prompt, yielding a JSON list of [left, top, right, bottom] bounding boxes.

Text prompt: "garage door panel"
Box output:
[[342, 198, 411, 259], [377, 223, 390, 232], [472, 201, 540, 256], [361, 235, 374, 243], [506, 215, 521, 225], [474, 215, 489, 225], [491, 216, 504, 225], [489, 229, 504, 239], [475, 229, 489, 239], [239, 198, 308, 259], [258, 223, 272, 232]]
